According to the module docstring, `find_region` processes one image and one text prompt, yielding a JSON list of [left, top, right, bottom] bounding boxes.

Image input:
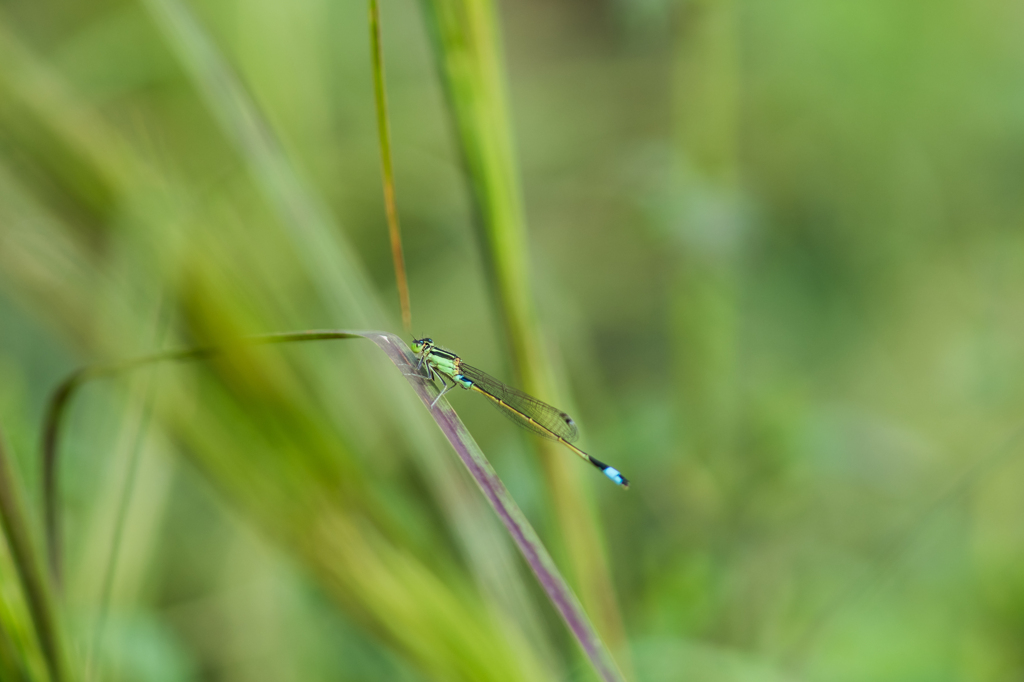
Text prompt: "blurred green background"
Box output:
[[3, 0, 1024, 680]]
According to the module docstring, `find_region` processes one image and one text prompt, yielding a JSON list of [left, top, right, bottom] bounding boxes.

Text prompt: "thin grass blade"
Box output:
[[419, 0, 631, 668], [0, 430, 66, 682], [367, 0, 413, 334], [43, 330, 625, 682]]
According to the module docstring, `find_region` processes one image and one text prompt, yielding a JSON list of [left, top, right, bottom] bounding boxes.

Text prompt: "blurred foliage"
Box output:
[[1, 0, 1024, 680]]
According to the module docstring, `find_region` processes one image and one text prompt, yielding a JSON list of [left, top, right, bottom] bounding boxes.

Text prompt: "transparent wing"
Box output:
[[459, 363, 580, 443]]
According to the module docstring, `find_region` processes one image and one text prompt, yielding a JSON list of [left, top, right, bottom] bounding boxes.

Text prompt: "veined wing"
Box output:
[[458, 363, 580, 443]]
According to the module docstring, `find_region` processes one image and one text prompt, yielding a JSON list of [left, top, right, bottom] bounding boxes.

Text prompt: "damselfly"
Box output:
[[412, 337, 629, 488]]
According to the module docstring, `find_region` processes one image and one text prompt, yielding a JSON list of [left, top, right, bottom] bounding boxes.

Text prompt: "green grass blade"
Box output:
[[41, 331, 364, 584], [418, 0, 631, 669], [0, 429, 66, 682], [367, 0, 413, 335]]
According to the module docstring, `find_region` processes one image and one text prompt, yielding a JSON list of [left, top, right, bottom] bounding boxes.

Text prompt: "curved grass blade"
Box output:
[[42, 330, 625, 682], [41, 331, 362, 584], [0, 429, 66, 682]]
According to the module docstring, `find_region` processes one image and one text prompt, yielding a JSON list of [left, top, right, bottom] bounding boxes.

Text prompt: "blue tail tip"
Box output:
[[603, 467, 629, 488]]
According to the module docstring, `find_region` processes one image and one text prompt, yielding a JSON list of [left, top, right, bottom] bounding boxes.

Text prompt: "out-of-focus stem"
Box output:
[[0, 428, 66, 682], [419, 0, 632, 672], [672, 0, 742, 482]]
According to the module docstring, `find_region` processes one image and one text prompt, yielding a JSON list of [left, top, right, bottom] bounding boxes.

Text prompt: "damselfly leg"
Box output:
[[430, 373, 456, 409]]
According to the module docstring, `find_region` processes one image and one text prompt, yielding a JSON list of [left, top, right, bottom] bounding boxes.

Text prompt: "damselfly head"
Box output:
[[412, 337, 433, 354]]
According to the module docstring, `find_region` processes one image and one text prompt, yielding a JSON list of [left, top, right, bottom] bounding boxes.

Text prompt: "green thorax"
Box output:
[[426, 347, 461, 377]]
